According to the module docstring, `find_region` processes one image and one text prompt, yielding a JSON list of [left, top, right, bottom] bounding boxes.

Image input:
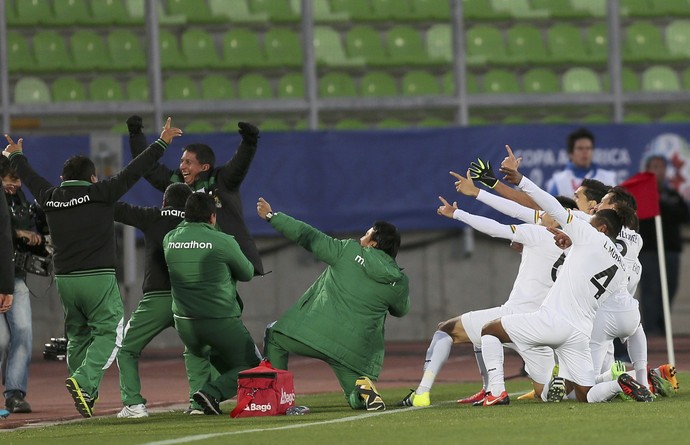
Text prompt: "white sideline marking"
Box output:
[[141, 392, 525, 445]]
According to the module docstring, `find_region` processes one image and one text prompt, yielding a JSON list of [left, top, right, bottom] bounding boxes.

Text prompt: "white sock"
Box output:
[[540, 380, 551, 402], [480, 335, 505, 395], [596, 369, 613, 384], [474, 346, 489, 390], [586, 380, 621, 403], [566, 390, 577, 400], [417, 331, 452, 394], [627, 325, 649, 388]]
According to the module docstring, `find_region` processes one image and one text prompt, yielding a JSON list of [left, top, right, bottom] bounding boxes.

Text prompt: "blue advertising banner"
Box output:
[[13, 123, 690, 236]]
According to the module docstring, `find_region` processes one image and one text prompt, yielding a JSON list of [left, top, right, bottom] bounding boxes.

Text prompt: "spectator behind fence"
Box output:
[[638, 155, 690, 336]]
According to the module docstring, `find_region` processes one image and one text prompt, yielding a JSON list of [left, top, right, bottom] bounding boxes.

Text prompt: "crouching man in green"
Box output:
[[164, 193, 260, 415], [256, 197, 410, 411]]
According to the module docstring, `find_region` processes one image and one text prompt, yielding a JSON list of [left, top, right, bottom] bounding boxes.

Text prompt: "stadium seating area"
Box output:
[[3, 0, 690, 133]]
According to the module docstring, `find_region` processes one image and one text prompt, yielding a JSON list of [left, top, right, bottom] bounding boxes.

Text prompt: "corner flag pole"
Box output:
[[654, 215, 675, 365]]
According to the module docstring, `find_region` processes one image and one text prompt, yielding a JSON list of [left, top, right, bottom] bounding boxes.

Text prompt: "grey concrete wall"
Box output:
[[26, 229, 690, 353]]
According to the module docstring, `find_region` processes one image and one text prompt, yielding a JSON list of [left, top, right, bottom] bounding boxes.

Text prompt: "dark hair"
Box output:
[[644, 154, 667, 170], [163, 183, 193, 209], [371, 220, 401, 259], [184, 192, 216, 223], [555, 195, 578, 210], [580, 178, 610, 204], [0, 156, 17, 179], [592, 208, 623, 239], [183, 144, 215, 169], [567, 127, 595, 154], [604, 187, 639, 231], [62, 155, 95, 181]]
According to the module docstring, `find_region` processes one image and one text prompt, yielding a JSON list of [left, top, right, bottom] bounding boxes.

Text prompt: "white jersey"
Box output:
[[452, 209, 563, 313], [519, 176, 626, 335], [546, 166, 617, 198]]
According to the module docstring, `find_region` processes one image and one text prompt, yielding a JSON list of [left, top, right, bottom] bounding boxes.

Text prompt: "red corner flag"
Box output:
[[620, 172, 660, 220]]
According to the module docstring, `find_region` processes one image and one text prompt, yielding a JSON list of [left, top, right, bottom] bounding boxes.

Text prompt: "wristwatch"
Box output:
[[265, 212, 274, 222]]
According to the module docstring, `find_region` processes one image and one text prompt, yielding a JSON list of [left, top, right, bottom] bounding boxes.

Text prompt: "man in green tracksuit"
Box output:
[[164, 193, 260, 415], [4, 118, 182, 418], [256, 197, 410, 411]]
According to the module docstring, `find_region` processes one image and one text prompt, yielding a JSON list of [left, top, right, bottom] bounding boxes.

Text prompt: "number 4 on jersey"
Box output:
[[590, 265, 618, 299]]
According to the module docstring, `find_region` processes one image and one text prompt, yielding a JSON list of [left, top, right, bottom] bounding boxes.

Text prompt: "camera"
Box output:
[[43, 337, 67, 361], [13, 250, 53, 276]]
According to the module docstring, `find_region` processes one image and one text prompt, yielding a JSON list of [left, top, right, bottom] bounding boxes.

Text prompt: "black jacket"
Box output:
[[639, 184, 690, 253], [9, 139, 168, 274], [0, 195, 13, 293], [114, 203, 184, 295], [130, 133, 264, 275]]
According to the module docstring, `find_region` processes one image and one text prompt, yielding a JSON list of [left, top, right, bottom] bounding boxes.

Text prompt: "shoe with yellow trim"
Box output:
[[355, 377, 385, 411]]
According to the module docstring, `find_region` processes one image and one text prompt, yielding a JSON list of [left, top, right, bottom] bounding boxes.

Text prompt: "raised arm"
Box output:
[[4, 135, 54, 203], [127, 115, 175, 192], [467, 157, 540, 210], [437, 196, 516, 240], [215, 122, 259, 191]]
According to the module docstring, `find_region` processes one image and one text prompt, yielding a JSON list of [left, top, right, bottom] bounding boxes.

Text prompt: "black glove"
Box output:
[[238, 121, 260, 145], [468, 158, 498, 189], [126, 115, 143, 135]]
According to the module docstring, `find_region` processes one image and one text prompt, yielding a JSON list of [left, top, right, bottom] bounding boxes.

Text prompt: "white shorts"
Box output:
[[461, 306, 513, 347], [590, 305, 641, 373], [502, 307, 596, 387]]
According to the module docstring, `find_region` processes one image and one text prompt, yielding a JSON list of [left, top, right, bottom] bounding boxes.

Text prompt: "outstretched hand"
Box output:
[[3, 134, 24, 155], [450, 170, 480, 197], [159, 117, 183, 145], [468, 158, 498, 189], [498, 145, 523, 185], [437, 196, 458, 219], [256, 197, 273, 220]]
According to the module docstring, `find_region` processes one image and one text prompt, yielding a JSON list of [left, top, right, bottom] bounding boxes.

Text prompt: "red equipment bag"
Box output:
[[230, 359, 295, 418]]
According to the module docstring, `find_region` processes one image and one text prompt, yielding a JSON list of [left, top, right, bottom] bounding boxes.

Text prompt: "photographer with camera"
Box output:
[[0, 157, 49, 414]]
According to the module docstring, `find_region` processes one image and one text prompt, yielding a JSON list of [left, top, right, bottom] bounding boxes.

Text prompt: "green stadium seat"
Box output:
[[260, 118, 291, 131], [6, 32, 35, 73], [620, 0, 656, 17], [541, 115, 569, 123], [580, 114, 610, 123], [547, 24, 590, 64], [683, 67, 690, 90], [4, 0, 17, 24], [122, 0, 148, 24], [167, 0, 225, 23], [181, 29, 220, 69], [623, 112, 652, 123], [654, 0, 690, 16], [345, 26, 389, 67], [370, 0, 416, 21], [89, 76, 125, 101], [221, 29, 266, 69], [107, 30, 147, 71], [523, 68, 559, 93], [386, 26, 433, 66], [319, 72, 358, 97], [249, 0, 299, 22], [14, 77, 51, 104], [570, 0, 606, 17], [210, 0, 269, 23], [624, 22, 672, 63], [642, 66, 680, 91], [463, 0, 510, 20], [426, 24, 452, 64], [623, 67, 641, 92], [562, 67, 601, 92], [469, 116, 488, 125], [164, 75, 200, 100], [502, 115, 529, 124], [290, 0, 350, 23], [659, 112, 689, 122], [238, 73, 273, 99], [530, 0, 588, 19], [402, 71, 440, 95], [159, 30, 186, 70], [411, 0, 450, 20], [277, 73, 305, 98], [377, 118, 408, 129], [334, 118, 367, 130], [491, 0, 549, 19], [666, 21, 690, 58], [185, 120, 216, 133], [70, 30, 111, 71], [32, 31, 73, 72], [200, 74, 235, 100], [506, 24, 550, 65], [89, 0, 133, 25], [330, 0, 375, 21], [50, 0, 92, 25], [482, 69, 520, 93], [126, 76, 149, 101], [442, 72, 479, 94], [264, 28, 303, 68], [360, 72, 398, 97], [52, 76, 87, 102], [13, 0, 53, 25], [465, 25, 510, 66], [585, 23, 608, 64], [418, 117, 450, 127], [314, 26, 365, 68]]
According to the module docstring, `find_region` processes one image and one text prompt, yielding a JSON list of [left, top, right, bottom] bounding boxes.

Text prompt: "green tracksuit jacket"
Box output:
[[269, 213, 410, 379], [163, 221, 254, 319]]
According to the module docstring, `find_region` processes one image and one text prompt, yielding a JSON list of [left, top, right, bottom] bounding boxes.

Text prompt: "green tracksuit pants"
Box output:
[[264, 329, 366, 409], [55, 270, 124, 397], [117, 292, 214, 407], [174, 317, 260, 402]]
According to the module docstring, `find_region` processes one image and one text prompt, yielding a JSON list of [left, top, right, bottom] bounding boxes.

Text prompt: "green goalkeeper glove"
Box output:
[[468, 158, 499, 189]]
